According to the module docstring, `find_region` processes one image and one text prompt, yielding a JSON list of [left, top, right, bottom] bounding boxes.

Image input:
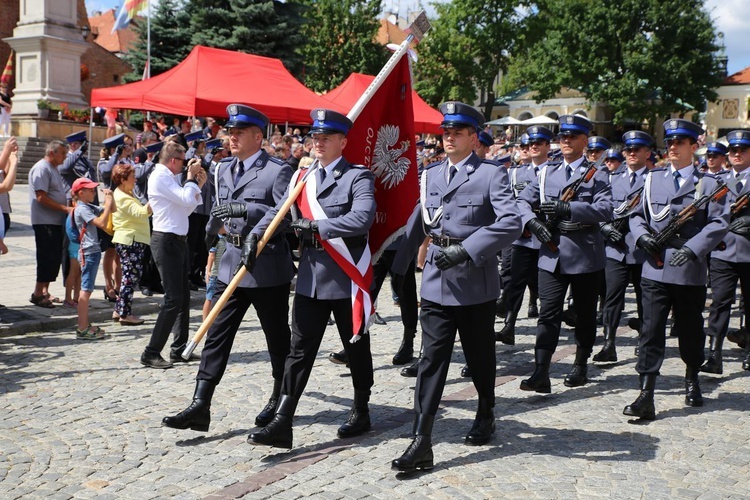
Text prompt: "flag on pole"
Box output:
[[141, 58, 150, 80], [344, 55, 419, 262], [1, 50, 13, 85], [112, 0, 148, 33]]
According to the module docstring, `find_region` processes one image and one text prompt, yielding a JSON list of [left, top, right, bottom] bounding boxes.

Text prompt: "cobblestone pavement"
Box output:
[[1, 187, 749, 499]]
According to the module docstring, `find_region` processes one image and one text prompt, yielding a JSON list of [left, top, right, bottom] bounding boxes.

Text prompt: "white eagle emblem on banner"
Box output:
[[371, 125, 411, 189]]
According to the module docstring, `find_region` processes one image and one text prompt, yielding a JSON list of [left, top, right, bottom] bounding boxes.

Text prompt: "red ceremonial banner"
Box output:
[[343, 56, 419, 262]]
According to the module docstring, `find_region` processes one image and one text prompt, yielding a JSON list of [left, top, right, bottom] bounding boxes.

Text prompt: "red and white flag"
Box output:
[[345, 55, 419, 262]]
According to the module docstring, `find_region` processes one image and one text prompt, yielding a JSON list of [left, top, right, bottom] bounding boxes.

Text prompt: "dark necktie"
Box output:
[[319, 167, 327, 184], [565, 165, 572, 181], [233, 160, 245, 185], [630, 171, 636, 188], [448, 165, 457, 183], [736, 172, 743, 192], [673, 170, 681, 192]]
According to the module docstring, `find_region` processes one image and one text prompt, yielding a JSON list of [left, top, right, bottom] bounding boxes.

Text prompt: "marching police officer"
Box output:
[[594, 131, 653, 362], [248, 108, 376, 449], [162, 104, 294, 432], [516, 114, 613, 393], [604, 148, 625, 173], [59, 131, 96, 204], [496, 125, 554, 345], [623, 119, 729, 420], [475, 130, 494, 159], [587, 136, 611, 165], [705, 141, 729, 174], [390, 102, 521, 473], [701, 130, 750, 374]]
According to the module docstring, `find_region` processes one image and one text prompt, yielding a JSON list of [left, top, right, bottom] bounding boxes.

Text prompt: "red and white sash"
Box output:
[[291, 167, 374, 343]]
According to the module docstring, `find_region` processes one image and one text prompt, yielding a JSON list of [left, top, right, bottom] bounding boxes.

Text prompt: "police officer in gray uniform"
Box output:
[[624, 119, 729, 420], [59, 131, 97, 204], [248, 108, 376, 450], [390, 102, 522, 473], [497, 125, 554, 345], [516, 115, 613, 393], [701, 130, 750, 374], [594, 131, 652, 362], [162, 105, 294, 433]]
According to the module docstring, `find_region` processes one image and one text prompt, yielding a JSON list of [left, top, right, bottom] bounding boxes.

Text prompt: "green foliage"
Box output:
[[297, 0, 389, 93], [413, 0, 524, 119], [508, 0, 724, 126], [36, 99, 52, 109]]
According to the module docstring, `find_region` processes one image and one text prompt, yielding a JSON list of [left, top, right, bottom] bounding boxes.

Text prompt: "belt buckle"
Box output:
[[228, 234, 242, 247]]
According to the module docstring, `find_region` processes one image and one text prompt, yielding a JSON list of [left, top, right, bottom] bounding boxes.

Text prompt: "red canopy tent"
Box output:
[[90, 45, 343, 123], [322, 72, 442, 135]]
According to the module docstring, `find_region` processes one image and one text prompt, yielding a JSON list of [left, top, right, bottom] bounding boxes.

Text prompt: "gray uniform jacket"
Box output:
[[251, 158, 376, 301], [517, 158, 613, 274], [208, 152, 295, 289], [393, 152, 522, 306], [605, 166, 648, 264], [59, 150, 96, 200], [629, 166, 730, 286], [704, 169, 749, 264], [134, 160, 155, 203], [511, 162, 543, 250]]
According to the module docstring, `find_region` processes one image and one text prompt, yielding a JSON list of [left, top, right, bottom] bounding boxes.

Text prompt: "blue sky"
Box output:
[[86, 0, 750, 76]]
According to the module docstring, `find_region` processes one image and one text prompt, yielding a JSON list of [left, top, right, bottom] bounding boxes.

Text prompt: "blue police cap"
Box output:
[[478, 131, 493, 147], [66, 131, 86, 144], [705, 141, 728, 155], [310, 108, 353, 135], [519, 133, 530, 146], [495, 153, 512, 165], [102, 133, 126, 149], [587, 136, 611, 151], [605, 148, 624, 162], [727, 130, 750, 148], [559, 114, 593, 136], [184, 130, 206, 143], [226, 104, 269, 130], [144, 141, 164, 154], [663, 119, 704, 141], [649, 151, 657, 163], [416, 139, 425, 147], [622, 130, 654, 148], [206, 138, 223, 150], [526, 126, 554, 143], [439, 101, 485, 130]]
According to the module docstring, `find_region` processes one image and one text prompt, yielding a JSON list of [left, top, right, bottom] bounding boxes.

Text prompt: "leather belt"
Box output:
[[153, 231, 187, 242], [301, 236, 368, 251], [226, 233, 244, 248], [430, 235, 465, 247], [555, 221, 596, 234]]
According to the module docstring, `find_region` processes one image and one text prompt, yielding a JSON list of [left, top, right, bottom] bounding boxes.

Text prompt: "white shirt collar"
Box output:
[[563, 156, 585, 171], [320, 156, 343, 176], [448, 153, 473, 171]]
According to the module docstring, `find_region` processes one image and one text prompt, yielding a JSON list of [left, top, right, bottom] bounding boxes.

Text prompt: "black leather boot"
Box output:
[[248, 394, 296, 449], [564, 349, 589, 387], [401, 346, 422, 377], [392, 414, 434, 472], [162, 380, 215, 432], [685, 367, 704, 407], [460, 363, 471, 378], [496, 290, 507, 317], [465, 398, 495, 445], [700, 335, 723, 375], [593, 327, 617, 362], [328, 349, 349, 366], [520, 349, 552, 393], [495, 312, 516, 346], [392, 328, 417, 365], [337, 390, 371, 438], [743, 346, 750, 371], [623, 374, 656, 420], [255, 378, 281, 427], [527, 292, 539, 318]]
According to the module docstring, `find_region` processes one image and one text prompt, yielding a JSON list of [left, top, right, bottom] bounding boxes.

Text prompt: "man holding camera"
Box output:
[[140, 140, 207, 369]]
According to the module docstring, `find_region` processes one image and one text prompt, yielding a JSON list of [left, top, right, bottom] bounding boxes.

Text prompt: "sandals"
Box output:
[[119, 315, 145, 326], [44, 292, 62, 304], [63, 300, 78, 309], [104, 290, 118, 303], [30, 293, 56, 308], [76, 324, 108, 340]]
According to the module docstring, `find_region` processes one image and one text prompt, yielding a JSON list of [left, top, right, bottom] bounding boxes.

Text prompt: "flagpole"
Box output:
[[146, 0, 151, 120]]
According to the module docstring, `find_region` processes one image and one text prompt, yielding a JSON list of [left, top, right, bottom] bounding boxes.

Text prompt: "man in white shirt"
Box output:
[[141, 140, 207, 369]]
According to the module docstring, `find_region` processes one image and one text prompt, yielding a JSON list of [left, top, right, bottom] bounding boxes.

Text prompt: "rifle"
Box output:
[[610, 186, 644, 235], [544, 163, 599, 252], [647, 181, 730, 268], [731, 191, 750, 218]]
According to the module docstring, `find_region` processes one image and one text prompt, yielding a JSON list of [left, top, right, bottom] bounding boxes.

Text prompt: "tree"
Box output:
[[122, 0, 192, 82], [297, 0, 389, 93], [413, 0, 524, 119], [507, 0, 724, 127]]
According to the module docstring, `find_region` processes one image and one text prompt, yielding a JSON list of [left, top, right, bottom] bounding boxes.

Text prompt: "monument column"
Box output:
[[3, 0, 88, 115]]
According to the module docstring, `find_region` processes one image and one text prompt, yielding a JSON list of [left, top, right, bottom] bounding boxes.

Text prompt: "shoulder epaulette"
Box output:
[[480, 159, 502, 168], [425, 161, 442, 170], [650, 166, 668, 173], [218, 156, 234, 163], [268, 156, 286, 166]]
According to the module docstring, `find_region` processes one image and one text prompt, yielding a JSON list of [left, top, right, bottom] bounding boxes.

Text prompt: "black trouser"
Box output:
[[415, 299, 496, 415], [197, 282, 291, 384], [499, 246, 512, 292], [707, 258, 750, 340], [536, 269, 600, 353], [505, 245, 540, 317], [187, 212, 209, 282], [371, 249, 418, 330], [637, 278, 706, 374], [602, 258, 643, 331], [33, 224, 64, 283], [282, 294, 374, 399], [140, 217, 162, 291], [145, 232, 190, 357]]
